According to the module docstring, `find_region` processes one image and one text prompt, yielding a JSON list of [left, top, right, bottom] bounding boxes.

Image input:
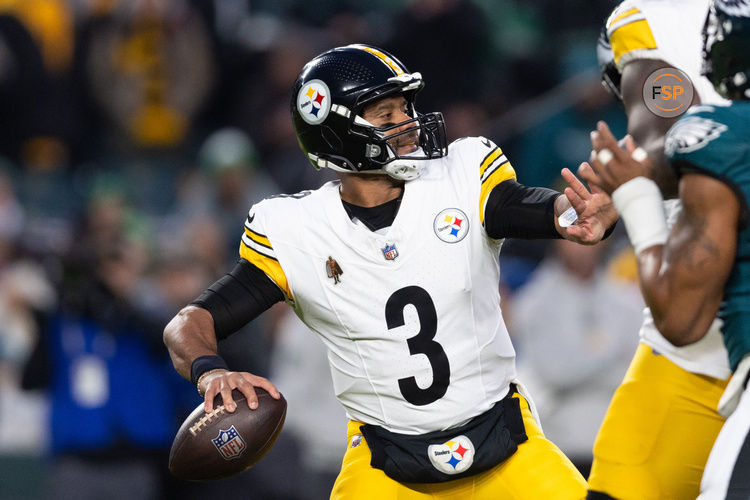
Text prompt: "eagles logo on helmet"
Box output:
[[702, 0, 750, 99], [290, 44, 448, 181]]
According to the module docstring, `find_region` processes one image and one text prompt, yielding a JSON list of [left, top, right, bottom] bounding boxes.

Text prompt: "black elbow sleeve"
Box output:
[[484, 180, 562, 239], [191, 260, 284, 340]]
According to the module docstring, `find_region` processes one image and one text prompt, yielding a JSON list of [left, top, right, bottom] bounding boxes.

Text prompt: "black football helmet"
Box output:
[[290, 44, 447, 180], [702, 0, 750, 100], [597, 28, 622, 102]]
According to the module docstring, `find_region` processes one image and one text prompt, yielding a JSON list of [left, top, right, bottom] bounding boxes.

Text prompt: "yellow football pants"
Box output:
[[588, 344, 728, 499], [330, 393, 587, 500]]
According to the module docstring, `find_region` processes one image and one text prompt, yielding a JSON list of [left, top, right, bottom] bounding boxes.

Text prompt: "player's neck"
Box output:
[[338, 173, 404, 207]]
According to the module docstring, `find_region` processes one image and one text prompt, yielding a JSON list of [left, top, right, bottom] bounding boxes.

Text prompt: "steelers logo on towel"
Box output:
[[427, 435, 475, 475], [434, 208, 469, 243], [297, 79, 331, 125]]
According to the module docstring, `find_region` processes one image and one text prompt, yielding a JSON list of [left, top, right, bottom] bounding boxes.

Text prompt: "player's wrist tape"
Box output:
[[611, 177, 668, 254], [190, 355, 229, 387]]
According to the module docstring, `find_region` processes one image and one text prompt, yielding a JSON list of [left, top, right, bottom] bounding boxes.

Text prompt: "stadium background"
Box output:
[[0, 1, 644, 499]]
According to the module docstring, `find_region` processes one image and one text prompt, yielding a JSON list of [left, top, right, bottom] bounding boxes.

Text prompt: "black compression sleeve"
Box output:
[[191, 259, 285, 340], [484, 180, 562, 239]]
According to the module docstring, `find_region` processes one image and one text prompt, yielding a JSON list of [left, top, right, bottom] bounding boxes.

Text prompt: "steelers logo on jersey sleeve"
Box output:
[[297, 79, 331, 125], [434, 208, 470, 243]]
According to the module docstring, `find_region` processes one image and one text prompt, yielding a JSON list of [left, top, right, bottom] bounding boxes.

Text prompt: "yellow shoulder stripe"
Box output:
[[480, 148, 502, 177], [606, 6, 640, 30], [244, 227, 272, 248], [479, 163, 516, 225], [610, 19, 657, 66], [239, 244, 291, 299]]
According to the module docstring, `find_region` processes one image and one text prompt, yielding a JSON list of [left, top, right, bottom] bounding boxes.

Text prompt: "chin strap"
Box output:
[[310, 148, 427, 180], [383, 160, 422, 180]]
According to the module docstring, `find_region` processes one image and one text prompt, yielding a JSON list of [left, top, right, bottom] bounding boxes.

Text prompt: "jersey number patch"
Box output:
[[385, 286, 451, 406]]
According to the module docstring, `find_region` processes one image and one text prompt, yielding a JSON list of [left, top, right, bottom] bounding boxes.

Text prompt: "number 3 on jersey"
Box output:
[[385, 286, 451, 406]]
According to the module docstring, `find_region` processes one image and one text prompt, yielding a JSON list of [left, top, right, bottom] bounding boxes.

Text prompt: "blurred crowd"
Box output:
[[0, 0, 639, 499]]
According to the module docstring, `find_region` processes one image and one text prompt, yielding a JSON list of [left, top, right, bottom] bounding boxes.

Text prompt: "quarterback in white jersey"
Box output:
[[165, 44, 616, 499], [244, 136, 517, 434], [587, 1, 731, 499]]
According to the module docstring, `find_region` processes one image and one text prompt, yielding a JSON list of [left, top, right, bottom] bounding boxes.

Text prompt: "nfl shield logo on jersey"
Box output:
[[382, 243, 399, 260], [212, 425, 247, 460]]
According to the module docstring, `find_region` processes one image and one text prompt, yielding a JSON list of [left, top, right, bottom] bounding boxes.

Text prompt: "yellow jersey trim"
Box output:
[[239, 243, 292, 299], [479, 163, 517, 225], [244, 227, 272, 249], [606, 6, 641, 30], [610, 19, 658, 66], [480, 147, 502, 177]]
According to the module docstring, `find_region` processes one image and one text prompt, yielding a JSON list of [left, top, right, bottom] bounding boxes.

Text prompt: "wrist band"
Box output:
[[190, 355, 229, 386], [611, 177, 668, 254]]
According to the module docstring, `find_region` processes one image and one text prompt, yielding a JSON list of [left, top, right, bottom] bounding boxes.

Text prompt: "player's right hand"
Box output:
[[199, 370, 281, 413]]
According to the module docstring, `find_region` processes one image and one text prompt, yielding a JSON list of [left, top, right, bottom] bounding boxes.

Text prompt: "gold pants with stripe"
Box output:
[[588, 344, 727, 499], [330, 393, 586, 500]]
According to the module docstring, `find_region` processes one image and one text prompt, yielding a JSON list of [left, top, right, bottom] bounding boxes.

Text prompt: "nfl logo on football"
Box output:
[[212, 425, 247, 460], [381, 243, 398, 260]]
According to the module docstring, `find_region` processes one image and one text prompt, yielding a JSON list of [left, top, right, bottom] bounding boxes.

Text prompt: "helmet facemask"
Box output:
[[348, 98, 447, 180]]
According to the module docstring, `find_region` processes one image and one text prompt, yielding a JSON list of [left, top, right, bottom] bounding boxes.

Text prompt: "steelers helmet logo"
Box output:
[[297, 79, 331, 125], [434, 208, 469, 243], [427, 435, 475, 475]]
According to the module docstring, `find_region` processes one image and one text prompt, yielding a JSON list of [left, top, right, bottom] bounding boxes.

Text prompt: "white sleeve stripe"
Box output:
[[244, 232, 274, 251], [606, 13, 648, 37], [244, 223, 268, 239], [480, 157, 509, 184], [241, 235, 277, 259]]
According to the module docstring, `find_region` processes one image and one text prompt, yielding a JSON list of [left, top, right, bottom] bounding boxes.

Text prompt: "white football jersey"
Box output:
[[607, 0, 731, 379], [240, 137, 519, 434]]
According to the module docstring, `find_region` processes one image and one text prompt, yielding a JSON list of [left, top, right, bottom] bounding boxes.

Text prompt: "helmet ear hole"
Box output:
[[321, 125, 343, 153]]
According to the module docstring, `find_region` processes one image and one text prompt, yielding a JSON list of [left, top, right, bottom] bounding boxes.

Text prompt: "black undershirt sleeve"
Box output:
[[484, 180, 563, 239], [191, 259, 284, 340]]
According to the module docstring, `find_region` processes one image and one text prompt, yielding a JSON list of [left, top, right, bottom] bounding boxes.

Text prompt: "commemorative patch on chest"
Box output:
[[326, 255, 343, 284], [433, 208, 469, 243]]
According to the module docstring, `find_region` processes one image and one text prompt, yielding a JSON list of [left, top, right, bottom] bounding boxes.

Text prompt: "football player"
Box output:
[[582, 1, 750, 498], [586, 1, 732, 498], [164, 44, 617, 498]]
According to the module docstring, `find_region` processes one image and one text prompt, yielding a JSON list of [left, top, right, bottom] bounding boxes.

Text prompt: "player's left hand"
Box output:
[[583, 120, 653, 195], [558, 166, 618, 244]]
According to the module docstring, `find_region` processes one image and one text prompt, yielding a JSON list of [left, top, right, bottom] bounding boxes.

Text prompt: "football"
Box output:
[[169, 388, 287, 481]]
